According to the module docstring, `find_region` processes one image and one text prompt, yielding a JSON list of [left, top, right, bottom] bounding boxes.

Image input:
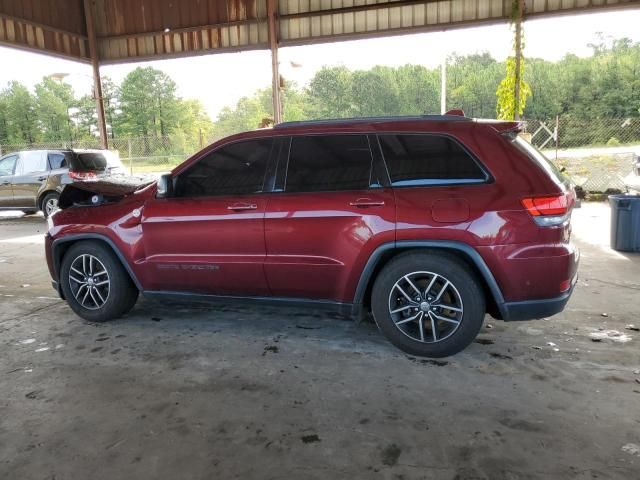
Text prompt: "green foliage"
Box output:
[[211, 88, 273, 139], [118, 67, 181, 137], [448, 54, 504, 118], [1, 38, 639, 149], [34, 77, 76, 142], [0, 67, 214, 148], [496, 3, 532, 121], [496, 55, 532, 120], [208, 38, 640, 142], [0, 81, 39, 143], [305, 66, 355, 118]]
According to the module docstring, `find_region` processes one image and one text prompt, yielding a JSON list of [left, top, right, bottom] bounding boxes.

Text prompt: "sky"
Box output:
[[0, 10, 638, 119]]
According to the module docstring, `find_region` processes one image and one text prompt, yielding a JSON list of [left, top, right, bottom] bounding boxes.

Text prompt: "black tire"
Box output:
[[59, 241, 139, 322], [371, 251, 486, 358], [41, 192, 59, 218]]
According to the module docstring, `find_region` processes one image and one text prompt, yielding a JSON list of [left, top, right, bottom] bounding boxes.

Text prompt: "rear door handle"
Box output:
[[227, 203, 258, 211], [349, 198, 385, 208]]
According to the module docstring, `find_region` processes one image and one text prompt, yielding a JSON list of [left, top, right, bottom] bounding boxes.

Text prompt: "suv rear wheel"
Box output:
[[371, 252, 486, 358], [59, 241, 138, 322]]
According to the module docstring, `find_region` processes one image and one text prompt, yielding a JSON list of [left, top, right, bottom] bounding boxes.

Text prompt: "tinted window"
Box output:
[[20, 151, 47, 174], [379, 134, 486, 186], [512, 136, 569, 187], [48, 153, 67, 170], [175, 139, 273, 197], [285, 135, 373, 193], [0, 155, 18, 176], [71, 151, 122, 172]]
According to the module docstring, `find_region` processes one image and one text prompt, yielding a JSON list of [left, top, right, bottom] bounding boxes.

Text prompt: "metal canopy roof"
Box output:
[[0, 0, 638, 64]]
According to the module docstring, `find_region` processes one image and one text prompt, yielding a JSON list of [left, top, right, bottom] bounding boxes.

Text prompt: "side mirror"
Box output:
[[156, 174, 174, 199]]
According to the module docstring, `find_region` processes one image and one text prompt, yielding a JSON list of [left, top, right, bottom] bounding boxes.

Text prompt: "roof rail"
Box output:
[[274, 114, 470, 129]]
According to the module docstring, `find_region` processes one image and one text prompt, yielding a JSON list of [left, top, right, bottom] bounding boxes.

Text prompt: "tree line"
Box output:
[[0, 37, 638, 148], [213, 37, 640, 144], [0, 67, 213, 147]]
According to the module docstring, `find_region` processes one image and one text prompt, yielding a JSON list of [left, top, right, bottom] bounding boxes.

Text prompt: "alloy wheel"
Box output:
[[68, 254, 111, 310], [388, 271, 464, 343], [45, 197, 58, 216]]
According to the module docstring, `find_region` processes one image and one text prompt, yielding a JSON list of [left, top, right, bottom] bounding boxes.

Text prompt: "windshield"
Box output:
[[512, 136, 569, 187], [72, 151, 124, 172]]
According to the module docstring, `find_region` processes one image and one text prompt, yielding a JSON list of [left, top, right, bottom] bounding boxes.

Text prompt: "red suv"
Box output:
[[45, 114, 579, 357]]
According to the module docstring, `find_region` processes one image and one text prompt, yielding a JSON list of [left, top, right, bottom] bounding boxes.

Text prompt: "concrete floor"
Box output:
[[0, 203, 639, 479]]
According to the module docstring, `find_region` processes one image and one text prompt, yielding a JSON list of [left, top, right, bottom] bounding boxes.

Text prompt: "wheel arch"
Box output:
[[52, 234, 143, 292], [353, 241, 507, 319]]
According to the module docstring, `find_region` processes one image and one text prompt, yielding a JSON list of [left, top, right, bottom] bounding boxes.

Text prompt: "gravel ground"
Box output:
[[0, 202, 639, 479]]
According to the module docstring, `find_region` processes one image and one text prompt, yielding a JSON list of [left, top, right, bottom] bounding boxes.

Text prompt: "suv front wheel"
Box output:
[[59, 241, 139, 322], [371, 252, 486, 358]]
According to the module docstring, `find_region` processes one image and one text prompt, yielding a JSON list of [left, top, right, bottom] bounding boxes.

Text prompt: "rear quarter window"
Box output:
[[378, 134, 487, 186], [511, 136, 570, 188]]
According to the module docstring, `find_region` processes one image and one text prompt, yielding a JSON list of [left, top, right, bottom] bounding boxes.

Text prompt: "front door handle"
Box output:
[[38, 176, 47, 181], [227, 203, 258, 211], [350, 198, 385, 208]]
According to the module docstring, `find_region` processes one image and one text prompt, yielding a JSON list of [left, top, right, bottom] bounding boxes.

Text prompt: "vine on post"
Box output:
[[496, 0, 532, 120]]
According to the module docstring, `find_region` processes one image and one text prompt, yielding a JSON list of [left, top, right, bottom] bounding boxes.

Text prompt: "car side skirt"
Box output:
[[144, 291, 356, 317]]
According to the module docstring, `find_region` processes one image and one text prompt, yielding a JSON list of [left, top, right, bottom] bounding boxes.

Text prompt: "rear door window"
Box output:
[[284, 134, 374, 193], [378, 134, 487, 186], [19, 151, 47, 175], [48, 152, 68, 170]]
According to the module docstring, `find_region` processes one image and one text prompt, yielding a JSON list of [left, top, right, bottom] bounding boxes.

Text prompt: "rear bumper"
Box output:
[[501, 272, 577, 321]]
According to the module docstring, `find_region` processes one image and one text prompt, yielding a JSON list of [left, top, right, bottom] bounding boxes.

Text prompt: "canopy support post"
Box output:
[[267, 0, 282, 125], [83, 0, 108, 149], [513, 0, 524, 121]]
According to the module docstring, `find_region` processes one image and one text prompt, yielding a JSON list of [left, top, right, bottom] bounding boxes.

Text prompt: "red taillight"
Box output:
[[521, 195, 568, 216], [69, 171, 98, 181]]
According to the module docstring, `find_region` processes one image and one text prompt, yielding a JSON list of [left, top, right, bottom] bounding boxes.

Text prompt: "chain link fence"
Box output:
[[525, 117, 640, 192], [1, 117, 639, 192]]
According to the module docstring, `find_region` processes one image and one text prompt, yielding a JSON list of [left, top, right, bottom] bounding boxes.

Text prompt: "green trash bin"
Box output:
[[609, 194, 640, 252]]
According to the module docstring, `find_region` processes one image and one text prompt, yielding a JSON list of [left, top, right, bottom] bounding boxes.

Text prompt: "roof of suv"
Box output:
[[273, 114, 473, 130], [1, 148, 110, 158]]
